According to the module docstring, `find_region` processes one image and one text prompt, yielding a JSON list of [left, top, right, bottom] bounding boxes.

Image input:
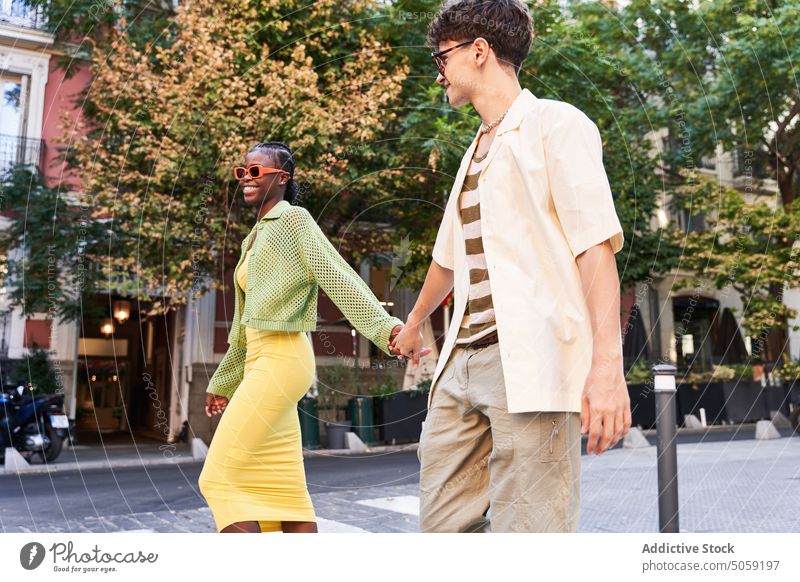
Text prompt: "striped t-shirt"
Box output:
[[454, 147, 498, 346]]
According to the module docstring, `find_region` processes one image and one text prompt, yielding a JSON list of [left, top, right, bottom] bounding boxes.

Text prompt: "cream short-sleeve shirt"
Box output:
[[429, 88, 624, 413]]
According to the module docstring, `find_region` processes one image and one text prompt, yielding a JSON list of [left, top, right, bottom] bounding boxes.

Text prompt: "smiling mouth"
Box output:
[[243, 184, 258, 195]]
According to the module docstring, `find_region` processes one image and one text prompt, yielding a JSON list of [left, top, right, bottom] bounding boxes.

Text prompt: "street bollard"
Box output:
[[653, 363, 679, 533]]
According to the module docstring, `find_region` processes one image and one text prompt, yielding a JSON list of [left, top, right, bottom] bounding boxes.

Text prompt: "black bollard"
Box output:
[[652, 363, 679, 533]]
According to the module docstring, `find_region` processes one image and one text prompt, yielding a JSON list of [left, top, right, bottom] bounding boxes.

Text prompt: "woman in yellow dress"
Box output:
[[198, 141, 418, 533]]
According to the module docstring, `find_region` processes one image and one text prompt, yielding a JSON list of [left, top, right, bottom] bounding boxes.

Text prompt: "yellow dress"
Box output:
[[198, 247, 317, 532]]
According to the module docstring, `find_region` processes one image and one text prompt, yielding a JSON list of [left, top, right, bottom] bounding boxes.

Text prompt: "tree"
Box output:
[[9, 0, 408, 319], [0, 166, 107, 323], [373, 1, 677, 290], [669, 170, 800, 356], [10, 343, 62, 395], [625, 0, 800, 360], [625, 0, 800, 204]]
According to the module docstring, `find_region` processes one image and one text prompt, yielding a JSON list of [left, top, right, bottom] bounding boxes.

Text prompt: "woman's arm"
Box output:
[[206, 343, 247, 400], [296, 211, 403, 355]]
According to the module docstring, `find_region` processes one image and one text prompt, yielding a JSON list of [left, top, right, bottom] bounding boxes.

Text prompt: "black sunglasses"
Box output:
[[431, 39, 493, 75]]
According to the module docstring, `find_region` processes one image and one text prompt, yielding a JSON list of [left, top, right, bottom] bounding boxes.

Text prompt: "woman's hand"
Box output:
[[388, 324, 403, 353], [390, 322, 431, 366], [205, 393, 229, 417]]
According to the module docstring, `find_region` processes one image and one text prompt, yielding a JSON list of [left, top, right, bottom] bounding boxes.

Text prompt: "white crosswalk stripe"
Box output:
[[355, 495, 420, 516], [316, 517, 371, 533]]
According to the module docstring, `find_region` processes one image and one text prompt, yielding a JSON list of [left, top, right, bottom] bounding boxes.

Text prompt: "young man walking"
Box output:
[[390, 0, 631, 533]]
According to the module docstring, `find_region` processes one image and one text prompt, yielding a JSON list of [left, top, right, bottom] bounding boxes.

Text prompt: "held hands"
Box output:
[[580, 354, 632, 455], [388, 323, 432, 366], [205, 393, 229, 417]]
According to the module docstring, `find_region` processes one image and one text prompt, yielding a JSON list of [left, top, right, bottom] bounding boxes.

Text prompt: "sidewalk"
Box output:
[[0, 438, 419, 476], [1, 422, 794, 477]]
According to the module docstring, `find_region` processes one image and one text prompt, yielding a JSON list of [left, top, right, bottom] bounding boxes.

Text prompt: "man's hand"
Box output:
[[389, 322, 431, 366], [205, 393, 229, 417], [580, 356, 631, 454], [574, 240, 630, 454]]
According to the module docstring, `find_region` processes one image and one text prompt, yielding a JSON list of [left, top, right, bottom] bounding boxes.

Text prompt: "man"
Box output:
[[390, 0, 631, 533]]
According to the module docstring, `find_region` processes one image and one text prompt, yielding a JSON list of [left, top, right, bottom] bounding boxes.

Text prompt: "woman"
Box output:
[[198, 141, 410, 533]]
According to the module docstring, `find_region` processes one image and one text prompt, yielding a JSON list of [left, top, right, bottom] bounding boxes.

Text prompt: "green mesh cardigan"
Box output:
[[206, 199, 403, 399]]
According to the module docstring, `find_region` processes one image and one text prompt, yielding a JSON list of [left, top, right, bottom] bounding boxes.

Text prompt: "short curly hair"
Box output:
[[427, 0, 534, 75]]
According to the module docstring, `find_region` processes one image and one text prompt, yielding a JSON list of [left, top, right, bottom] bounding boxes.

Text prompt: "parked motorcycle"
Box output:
[[0, 384, 69, 464]]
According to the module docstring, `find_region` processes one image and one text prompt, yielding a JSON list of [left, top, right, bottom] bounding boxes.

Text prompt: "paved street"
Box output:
[[1, 431, 798, 533]]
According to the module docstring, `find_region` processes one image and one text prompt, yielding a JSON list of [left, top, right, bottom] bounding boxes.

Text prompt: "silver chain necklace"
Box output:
[[479, 107, 510, 135]]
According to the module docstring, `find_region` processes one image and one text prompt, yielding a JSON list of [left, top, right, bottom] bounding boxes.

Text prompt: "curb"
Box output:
[[0, 454, 200, 477], [4, 424, 792, 477], [0, 443, 420, 477]]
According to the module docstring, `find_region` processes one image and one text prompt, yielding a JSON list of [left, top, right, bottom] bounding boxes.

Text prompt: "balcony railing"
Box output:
[[0, 0, 48, 31], [0, 133, 45, 177]]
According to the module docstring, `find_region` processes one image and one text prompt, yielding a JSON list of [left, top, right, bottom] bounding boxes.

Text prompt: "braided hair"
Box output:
[[250, 141, 300, 204]]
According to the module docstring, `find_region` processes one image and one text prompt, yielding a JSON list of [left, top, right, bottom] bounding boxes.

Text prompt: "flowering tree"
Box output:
[[10, 0, 408, 318]]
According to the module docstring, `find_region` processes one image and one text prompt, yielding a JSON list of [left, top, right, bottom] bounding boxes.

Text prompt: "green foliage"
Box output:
[[0, 166, 107, 323], [315, 364, 357, 421], [378, 0, 673, 290], [409, 378, 432, 397], [730, 364, 755, 381], [367, 378, 398, 399], [710, 364, 736, 382], [24, 0, 177, 78], [667, 172, 800, 337], [10, 344, 62, 395], [625, 359, 653, 384], [625, 0, 800, 202], [777, 354, 800, 382], [711, 363, 755, 381]]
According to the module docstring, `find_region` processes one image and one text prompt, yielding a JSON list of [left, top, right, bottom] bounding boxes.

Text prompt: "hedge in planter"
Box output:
[[625, 361, 656, 429], [371, 381, 429, 444]]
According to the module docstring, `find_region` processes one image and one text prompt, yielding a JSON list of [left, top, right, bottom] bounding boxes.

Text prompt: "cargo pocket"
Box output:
[[539, 412, 568, 462]]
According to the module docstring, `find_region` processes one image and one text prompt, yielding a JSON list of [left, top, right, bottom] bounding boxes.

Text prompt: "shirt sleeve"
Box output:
[[431, 195, 457, 270], [296, 211, 403, 356], [206, 343, 246, 399], [544, 106, 624, 259]]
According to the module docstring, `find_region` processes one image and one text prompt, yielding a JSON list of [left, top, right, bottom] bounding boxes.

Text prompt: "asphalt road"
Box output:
[[0, 451, 421, 527], [1, 426, 796, 532]]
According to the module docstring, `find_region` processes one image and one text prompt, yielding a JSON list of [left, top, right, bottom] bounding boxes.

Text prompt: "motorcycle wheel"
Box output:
[[40, 423, 63, 462]]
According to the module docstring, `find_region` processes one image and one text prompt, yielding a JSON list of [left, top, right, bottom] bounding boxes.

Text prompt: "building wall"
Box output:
[[639, 273, 747, 365]]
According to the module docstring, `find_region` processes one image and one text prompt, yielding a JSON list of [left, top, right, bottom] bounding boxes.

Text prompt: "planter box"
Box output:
[[374, 391, 428, 444], [762, 385, 790, 418], [783, 380, 800, 407], [677, 380, 768, 425], [677, 381, 726, 425], [720, 381, 767, 423], [627, 383, 656, 429]]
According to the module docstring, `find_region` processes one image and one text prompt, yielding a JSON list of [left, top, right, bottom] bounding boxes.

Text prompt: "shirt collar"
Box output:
[[485, 87, 537, 138], [258, 199, 291, 222]]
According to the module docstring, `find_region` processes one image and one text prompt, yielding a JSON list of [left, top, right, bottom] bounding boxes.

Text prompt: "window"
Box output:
[[677, 207, 706, 233], [0, 0, 47, 29], [0, 70, 42, 174]]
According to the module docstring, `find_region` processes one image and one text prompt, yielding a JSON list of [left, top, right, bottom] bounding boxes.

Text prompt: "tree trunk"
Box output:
[[777, 163, 795, 207]]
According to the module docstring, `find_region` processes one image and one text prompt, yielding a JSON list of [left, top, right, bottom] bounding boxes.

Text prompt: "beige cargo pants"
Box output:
[[418, 340, 581, 532]]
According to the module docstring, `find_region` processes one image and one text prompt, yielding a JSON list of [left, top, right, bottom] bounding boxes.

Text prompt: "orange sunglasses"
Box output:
[[233, 164, 290, 180]]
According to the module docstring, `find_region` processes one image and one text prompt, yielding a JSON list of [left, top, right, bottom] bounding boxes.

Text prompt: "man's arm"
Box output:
[[575, 239, 631, 454], [391, 259, 454, 364]]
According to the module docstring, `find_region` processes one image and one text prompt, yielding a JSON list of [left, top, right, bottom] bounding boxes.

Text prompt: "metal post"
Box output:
[[653, 363, 679, 533]]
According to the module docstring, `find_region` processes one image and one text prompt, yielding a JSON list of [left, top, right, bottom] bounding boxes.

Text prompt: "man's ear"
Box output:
[[473, 37, 492, 66]]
